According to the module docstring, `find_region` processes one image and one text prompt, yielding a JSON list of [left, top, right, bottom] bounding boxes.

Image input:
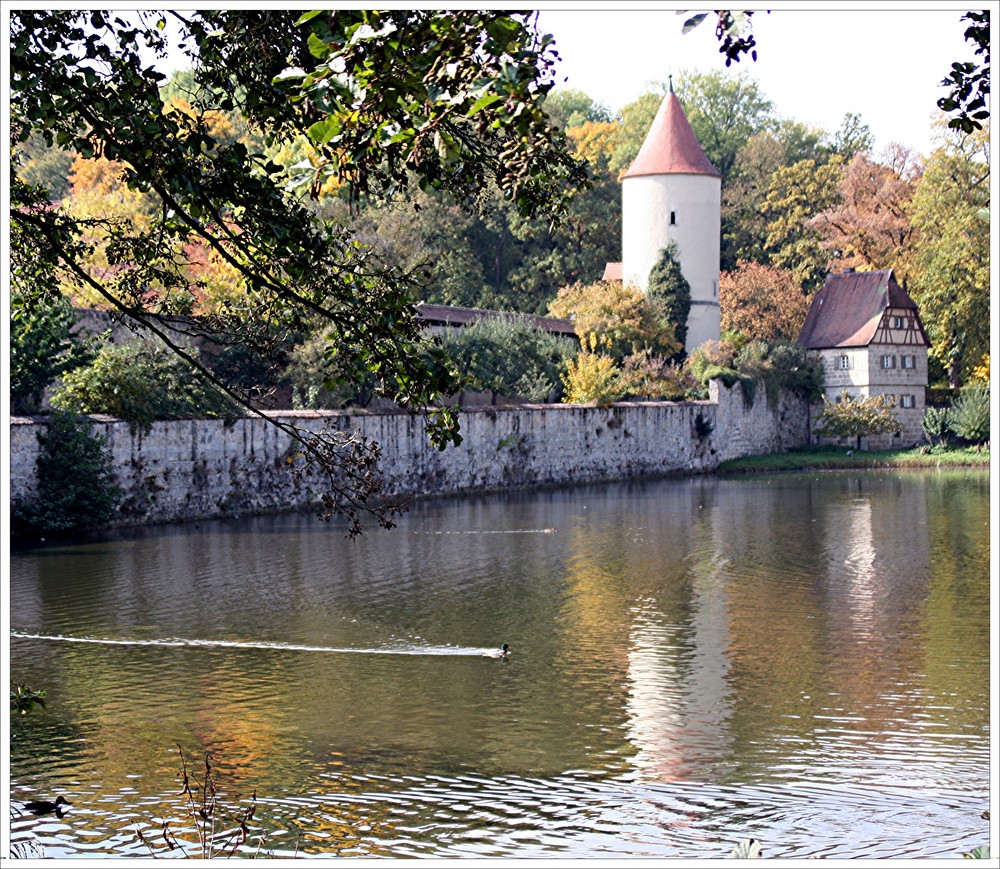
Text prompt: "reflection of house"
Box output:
[[796, 268, 931, 447]]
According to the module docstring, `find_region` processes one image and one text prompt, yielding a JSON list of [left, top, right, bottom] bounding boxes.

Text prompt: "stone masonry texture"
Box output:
[[9, 381, 809, 527]]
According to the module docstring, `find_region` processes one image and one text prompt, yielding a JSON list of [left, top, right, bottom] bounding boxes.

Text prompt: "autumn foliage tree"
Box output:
[[547, 280, 680, 361], [809, 146, 921, 281], [720, 261, 810, 343]]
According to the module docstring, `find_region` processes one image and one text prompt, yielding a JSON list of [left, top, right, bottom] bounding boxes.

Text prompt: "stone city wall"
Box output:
[[9, 380, 810, 526]]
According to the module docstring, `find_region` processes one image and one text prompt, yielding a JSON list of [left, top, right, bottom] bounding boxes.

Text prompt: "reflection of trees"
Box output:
[[919, 473, 990, 723], [9, 472, 990, 851]]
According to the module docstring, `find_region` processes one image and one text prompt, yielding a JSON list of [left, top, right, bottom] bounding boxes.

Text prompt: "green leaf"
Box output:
[[682, 13, 709, 34], [307, 114, 343, 144], [295, 10, 325, 26], [466, 91, 503, 117], [307, 31, 331, 60], [484, 16, 520, 46], [273, 66, 307, 84]]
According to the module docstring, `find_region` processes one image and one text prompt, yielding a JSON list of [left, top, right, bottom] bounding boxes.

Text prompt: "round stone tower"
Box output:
[[621, 85, 721, 353]]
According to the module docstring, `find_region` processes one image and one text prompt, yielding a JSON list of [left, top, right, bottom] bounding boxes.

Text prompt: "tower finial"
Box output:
[[668, 74, 674, 94]]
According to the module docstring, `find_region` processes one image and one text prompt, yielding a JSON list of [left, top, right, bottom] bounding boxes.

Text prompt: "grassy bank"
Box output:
[[717, 444, 990, 474]]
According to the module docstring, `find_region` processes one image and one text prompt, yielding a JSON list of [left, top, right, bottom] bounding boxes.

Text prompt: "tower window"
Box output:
[[669, 211, 677, 225]]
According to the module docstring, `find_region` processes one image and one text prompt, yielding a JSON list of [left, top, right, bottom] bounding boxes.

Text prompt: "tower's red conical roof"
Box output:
[[622, 92, 720, 179]]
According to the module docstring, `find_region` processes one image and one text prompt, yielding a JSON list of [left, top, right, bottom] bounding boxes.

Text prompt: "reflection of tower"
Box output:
[[622, 487, 732, 780], [620, 81, 721, 353]]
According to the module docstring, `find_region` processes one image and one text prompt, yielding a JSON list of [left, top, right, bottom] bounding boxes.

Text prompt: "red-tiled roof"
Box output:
[[622, 92, 720, 180], [602, 262, 623, 282], [796, 269, 929, 349], [415, 304, 576, 337]]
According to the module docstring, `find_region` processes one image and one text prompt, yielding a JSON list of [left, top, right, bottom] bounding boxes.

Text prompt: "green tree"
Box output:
[[948, 384, 990, 445], [282, 330, 378, 410], [675, 69, 775, 183], [545, 88, 613, 129], [722, 133, 789, 269], [828, 112, 875, 159], [437, 315, 576, 402], [11, 410, 122, 534], [646, 243, 692, 356], [813, 391, 903, 450], [349, 188, 493, 310], [906, 125, 990, 388], [10, 291, 90, 414], [761, 156, 846, 293], [608, 92, 662, 177], [921, 405, 953, 446], [505, 172, 621, 313], [10, 9, 586, 533], [52, 340, 240, 431], [937, 10, 990, 133]]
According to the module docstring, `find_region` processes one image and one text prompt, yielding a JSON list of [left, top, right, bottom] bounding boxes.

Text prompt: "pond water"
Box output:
[[7, 471, 991, 859]]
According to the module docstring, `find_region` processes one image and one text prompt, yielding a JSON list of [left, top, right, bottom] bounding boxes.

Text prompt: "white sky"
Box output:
[[536, 2, 981, 159]]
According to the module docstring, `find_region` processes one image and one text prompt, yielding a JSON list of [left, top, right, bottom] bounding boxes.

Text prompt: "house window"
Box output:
[[900, 394, 916, 409], [669, 210, 677, 226], [837, 355, 851, 370], [892, 316, 904, 329], [881, 354, 896, 369], [901, 355, 916, 369]]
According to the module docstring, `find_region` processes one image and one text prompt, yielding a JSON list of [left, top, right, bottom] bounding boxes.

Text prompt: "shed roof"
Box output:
[[796, 269, 929, 349], [602, 262, 623, 282], [621, 91, 720, 180], [416, 304, 576, 337]]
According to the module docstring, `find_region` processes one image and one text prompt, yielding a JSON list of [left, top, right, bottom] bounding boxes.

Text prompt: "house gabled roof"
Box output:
[[796, 269, 930, 349], [621, 91, 720, 180], [415, 304, 576, 337]]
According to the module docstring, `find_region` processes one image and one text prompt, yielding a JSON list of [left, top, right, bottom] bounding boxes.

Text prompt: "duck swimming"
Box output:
[[24, 796, 71, 816]]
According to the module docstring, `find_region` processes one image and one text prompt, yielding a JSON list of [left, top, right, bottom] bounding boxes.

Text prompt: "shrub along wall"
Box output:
[[9, 380, 810, 527]]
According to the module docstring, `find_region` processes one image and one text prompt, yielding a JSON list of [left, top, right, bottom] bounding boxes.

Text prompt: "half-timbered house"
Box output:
[[796, 268, 931, 448]]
